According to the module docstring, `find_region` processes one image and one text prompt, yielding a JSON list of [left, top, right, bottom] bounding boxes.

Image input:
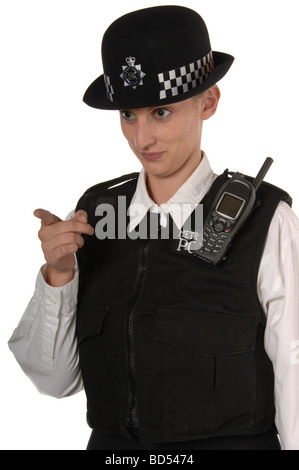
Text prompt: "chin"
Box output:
[[142, 160, 168, 175]]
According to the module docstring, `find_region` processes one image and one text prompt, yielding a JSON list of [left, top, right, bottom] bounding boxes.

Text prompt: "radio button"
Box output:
[[214, 223, 224, 232]]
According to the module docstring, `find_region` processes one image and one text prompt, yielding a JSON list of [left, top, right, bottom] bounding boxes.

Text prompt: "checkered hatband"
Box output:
[[158, 51, 214, 100], [104, 75, 114, 102]]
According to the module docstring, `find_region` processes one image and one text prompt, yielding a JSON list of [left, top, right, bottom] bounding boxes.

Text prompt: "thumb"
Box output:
[[72, 210, 88, 224], [34, 209, 62, 226]]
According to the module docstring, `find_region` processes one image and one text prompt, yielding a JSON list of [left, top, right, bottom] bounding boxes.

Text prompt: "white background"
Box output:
[[1, 0, 298, 450]]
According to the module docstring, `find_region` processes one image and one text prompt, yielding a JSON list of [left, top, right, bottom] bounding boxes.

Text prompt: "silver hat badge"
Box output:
[[120, 56, 146, 89]]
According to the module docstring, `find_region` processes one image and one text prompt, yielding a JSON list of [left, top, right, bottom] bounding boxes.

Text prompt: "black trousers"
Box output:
[[87, 426, 281, 450]]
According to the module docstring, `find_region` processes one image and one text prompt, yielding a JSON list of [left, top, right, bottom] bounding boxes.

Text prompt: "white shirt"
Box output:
[[8, 155, 299, 449]]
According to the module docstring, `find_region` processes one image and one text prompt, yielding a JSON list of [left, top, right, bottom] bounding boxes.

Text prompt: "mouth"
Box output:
[[141, 151, 165, 161]]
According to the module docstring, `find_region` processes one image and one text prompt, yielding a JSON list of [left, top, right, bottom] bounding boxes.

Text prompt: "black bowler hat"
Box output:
[[83, 5, 234, 110]]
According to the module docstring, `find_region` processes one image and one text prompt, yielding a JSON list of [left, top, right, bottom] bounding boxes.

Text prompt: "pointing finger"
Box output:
[[34, 209, 62, 227]]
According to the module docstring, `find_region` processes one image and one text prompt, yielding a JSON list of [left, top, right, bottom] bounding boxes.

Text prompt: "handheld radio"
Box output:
[[194, 157, 274, 265]]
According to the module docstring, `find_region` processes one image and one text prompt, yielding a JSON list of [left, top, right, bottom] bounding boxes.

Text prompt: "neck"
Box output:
[[146, 151, 203, 205]]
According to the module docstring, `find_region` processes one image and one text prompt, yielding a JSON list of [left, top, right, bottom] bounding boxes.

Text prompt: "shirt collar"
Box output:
[[128, 152, 216, 232]]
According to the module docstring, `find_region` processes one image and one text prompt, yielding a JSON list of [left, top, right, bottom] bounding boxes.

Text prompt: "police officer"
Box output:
[[9, 6, 299, 450]]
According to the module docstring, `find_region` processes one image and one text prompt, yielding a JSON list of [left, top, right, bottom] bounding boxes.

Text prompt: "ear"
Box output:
[[201, 85, 221, 120]]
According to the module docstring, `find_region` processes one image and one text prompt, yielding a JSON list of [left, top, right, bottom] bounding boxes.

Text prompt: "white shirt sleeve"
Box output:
[[8, 265, 83, 398], [257, 201, 299, 450]]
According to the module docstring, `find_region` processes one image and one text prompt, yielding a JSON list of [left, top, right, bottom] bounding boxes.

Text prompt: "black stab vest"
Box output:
[[75, 171, 291, 443]]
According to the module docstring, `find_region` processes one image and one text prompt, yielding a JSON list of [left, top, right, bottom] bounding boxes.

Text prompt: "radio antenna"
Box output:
[[252, 157, 273, 190]]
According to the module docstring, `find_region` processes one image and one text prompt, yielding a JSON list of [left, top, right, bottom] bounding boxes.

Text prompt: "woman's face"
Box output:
[[119, 95, 206, 181]]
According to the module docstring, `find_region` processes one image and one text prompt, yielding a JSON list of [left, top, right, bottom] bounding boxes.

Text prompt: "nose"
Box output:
[[133, 120, 156, 150]]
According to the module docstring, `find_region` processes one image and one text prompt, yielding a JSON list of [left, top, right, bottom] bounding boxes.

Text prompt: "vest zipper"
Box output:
[[126, 241, 149, 429]]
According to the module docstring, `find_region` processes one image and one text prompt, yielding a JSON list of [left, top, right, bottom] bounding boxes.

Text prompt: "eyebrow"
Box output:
[[120, 105, 172, 113]]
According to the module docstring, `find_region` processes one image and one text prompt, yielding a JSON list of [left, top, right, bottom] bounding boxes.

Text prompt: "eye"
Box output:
[[154, 108, 171, 119], [120, 110, 136, 121]]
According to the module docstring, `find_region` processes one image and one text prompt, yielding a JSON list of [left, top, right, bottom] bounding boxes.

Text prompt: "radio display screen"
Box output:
[[216, 193, 245, 219]]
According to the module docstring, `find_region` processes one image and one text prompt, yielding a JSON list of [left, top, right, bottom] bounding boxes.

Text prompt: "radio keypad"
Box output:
[[200, 213, 232, 255]]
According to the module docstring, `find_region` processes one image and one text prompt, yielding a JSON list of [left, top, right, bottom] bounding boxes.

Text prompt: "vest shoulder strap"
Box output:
[[76, 172, 139, 212], [245, 175, 292, 207]]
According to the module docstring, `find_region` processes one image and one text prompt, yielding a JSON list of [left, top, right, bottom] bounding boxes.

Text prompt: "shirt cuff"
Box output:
[[36, 264, 79, 317]]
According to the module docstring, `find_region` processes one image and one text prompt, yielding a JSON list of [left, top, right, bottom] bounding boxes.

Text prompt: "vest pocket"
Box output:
[[76, 303, 118, 428], [155, 308, 259, 435], [76, 303, 109, 344], [155, 308, 258, 357]]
